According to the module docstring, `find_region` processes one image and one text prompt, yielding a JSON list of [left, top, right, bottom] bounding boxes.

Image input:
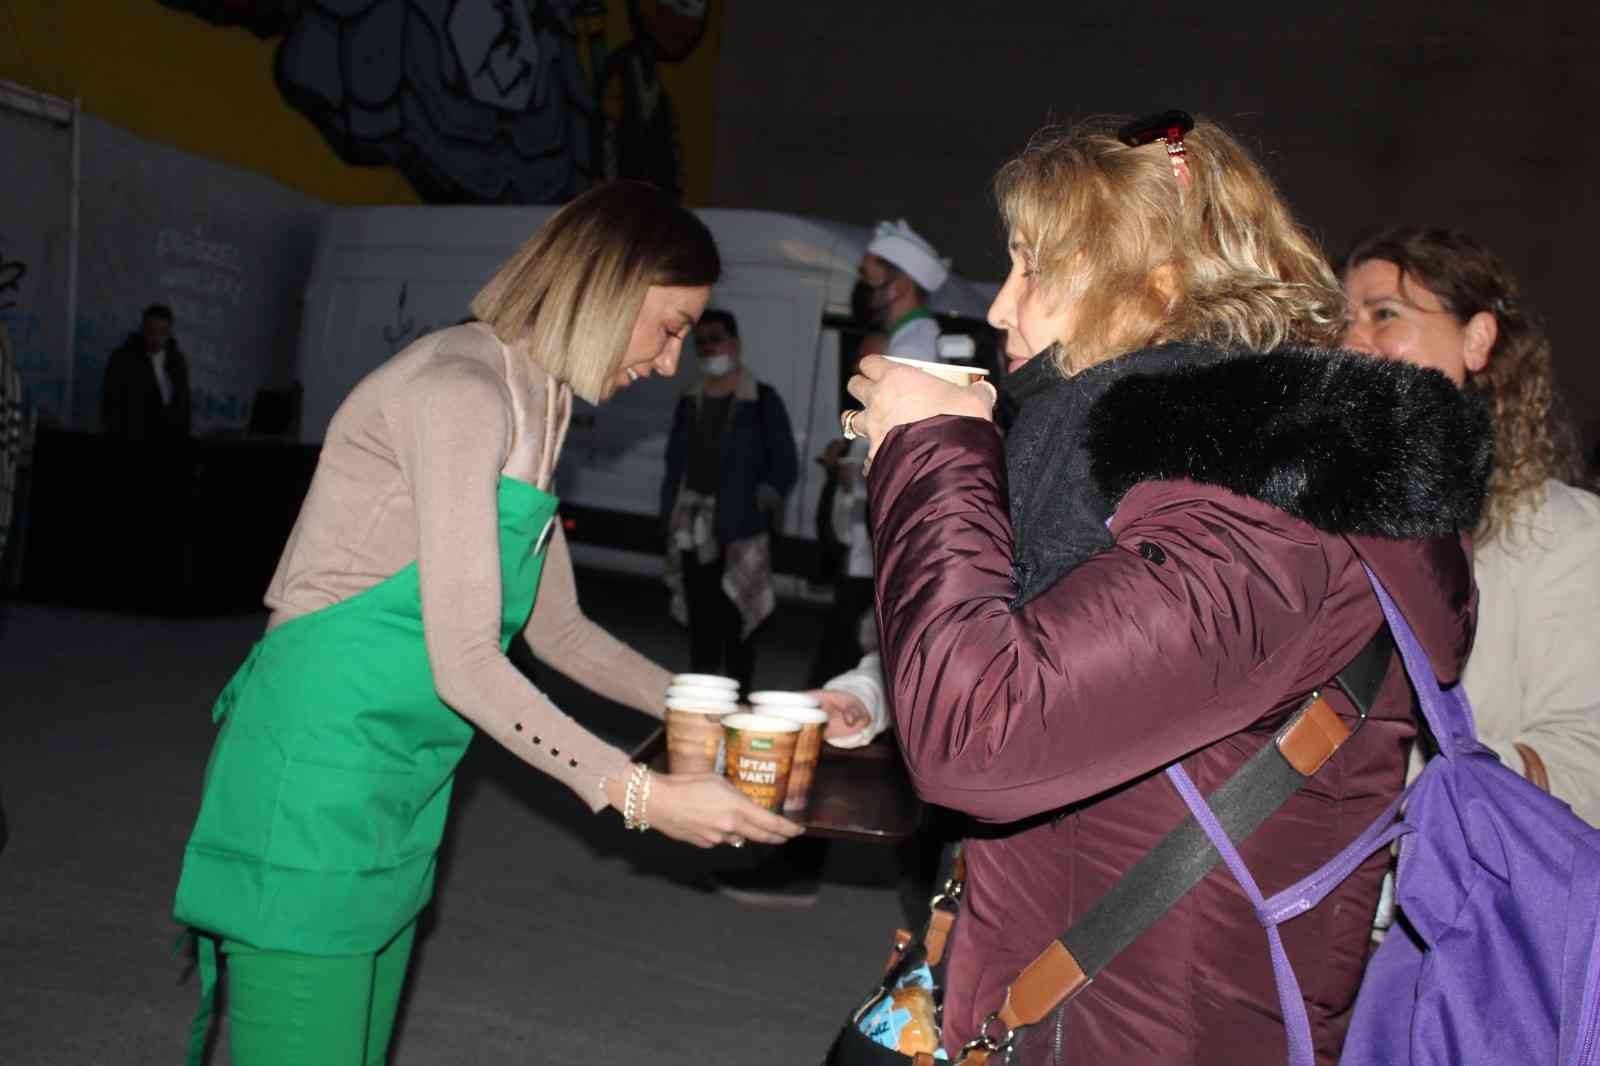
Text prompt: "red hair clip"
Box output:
[[1118, 110, 1194, 189]]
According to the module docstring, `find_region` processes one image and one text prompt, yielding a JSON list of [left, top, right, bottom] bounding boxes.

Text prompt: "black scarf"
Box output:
[[999, 341, 1490, 609], [1002, 343, 1231, 606]]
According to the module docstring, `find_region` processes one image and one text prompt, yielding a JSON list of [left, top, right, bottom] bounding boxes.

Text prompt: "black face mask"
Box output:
[[849, 275, 899, 327], [849, 280, 877, 326]]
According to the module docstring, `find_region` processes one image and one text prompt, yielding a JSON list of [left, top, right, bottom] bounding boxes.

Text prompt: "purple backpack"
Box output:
[[1173, 565, 1600, 1066]]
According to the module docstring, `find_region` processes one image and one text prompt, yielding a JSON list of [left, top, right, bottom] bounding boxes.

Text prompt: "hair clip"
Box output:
[[1118, 110, 1194, 189]]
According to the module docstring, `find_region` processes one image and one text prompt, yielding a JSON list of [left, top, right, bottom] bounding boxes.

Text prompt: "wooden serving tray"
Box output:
[[629, 728, 922, 842]]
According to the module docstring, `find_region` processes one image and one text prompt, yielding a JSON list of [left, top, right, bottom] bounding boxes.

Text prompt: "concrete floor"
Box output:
[[0, 576, 907, 1065]]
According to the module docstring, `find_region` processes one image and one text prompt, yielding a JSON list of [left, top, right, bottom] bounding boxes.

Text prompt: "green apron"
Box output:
[[174, 475, 558, 956]]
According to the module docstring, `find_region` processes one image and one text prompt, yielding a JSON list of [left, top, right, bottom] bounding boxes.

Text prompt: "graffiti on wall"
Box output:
[[160, 0, 713, 204], [0, 236, 52, 418]]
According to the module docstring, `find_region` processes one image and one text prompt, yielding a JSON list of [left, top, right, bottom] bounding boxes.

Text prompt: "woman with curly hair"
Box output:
[[843, 115, 1490, 1063], [1342, 227, 1600, 825]]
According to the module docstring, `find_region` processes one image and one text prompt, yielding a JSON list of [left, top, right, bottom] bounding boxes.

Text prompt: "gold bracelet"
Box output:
[[627, 765, 646, 832], [622, 762, 651, 830]]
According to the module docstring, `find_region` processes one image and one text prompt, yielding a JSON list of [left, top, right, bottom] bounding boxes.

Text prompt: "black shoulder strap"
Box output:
[[984, 623, 1396, 1041]]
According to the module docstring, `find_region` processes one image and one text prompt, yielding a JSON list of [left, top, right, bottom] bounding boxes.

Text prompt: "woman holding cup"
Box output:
[[173, 182, 798, 1066], [843, 115, 1490, 1062]]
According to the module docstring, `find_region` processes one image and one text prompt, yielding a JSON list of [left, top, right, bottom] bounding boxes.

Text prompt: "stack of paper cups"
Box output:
[[665, 674, 740, 774], [747, 692, 829, 814]]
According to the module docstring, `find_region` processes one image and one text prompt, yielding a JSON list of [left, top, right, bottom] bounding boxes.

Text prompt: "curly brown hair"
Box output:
[[1342, 227, 1580, 544]]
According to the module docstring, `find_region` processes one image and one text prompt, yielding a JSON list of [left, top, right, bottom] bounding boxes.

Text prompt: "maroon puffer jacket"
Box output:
[[867, 352, 1488, 1064]]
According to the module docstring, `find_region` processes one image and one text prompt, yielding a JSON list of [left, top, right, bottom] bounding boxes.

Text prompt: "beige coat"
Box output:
[[1464, 479, 1600, 826]]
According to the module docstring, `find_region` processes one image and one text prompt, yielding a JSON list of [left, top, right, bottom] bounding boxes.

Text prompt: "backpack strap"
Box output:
[[959, 623, 1394, 1060]]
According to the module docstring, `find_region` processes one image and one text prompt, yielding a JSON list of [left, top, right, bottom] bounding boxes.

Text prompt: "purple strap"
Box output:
[[1162, 567, 1456, 1066], [1258, 785, 1413, 925], [1166, 763, 1318, 1066], [1361, 562, 1479, 748]]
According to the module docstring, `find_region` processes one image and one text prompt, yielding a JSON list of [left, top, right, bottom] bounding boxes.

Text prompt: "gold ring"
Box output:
[[840, 409, 860, 440]]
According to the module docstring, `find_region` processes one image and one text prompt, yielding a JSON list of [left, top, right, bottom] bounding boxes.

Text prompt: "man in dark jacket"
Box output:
[[101, 304, 192, 441], [660, 309, 797, 689]]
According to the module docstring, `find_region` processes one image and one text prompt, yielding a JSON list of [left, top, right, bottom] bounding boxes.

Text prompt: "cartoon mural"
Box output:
[[159, 0, 715, 204]]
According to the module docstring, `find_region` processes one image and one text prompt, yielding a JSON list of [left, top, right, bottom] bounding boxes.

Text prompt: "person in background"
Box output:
[[101, 304, 192, 441], [855, 219, 950, 359], [724, 224, 955, 909], [806, 223, 952, 685], [1342, 227, 1600, 826], [173, 183, 799, 1066], [844, 114, 1489, 1063], [805, 421, 880, 687], [660, 308, 798, 691]]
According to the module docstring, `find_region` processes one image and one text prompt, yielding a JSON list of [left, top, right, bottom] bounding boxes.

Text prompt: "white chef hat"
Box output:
[[866, 219, 950, 293]]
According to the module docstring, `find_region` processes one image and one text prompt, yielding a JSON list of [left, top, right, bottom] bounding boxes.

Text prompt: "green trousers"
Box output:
[[221, 921, 416, 1066]]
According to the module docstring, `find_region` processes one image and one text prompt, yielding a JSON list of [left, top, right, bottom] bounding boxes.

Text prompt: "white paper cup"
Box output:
[[883, 355, 991, 387], [722, 713, 802, 811], [746, 690, 823, 709], [665, 696, 737, 774], [672, 673, 740, 691], [761, 706, 829, 814], [665, 696, 739, 713], [667, 685, 742, 705]]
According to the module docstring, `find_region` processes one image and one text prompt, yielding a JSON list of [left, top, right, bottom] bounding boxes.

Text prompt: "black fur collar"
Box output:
[[1086, 346, 1492, 537]]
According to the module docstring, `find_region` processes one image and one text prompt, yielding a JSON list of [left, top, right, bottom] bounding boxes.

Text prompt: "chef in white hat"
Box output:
[[856, 219, 950, 359], [802, 219, 956, 721]]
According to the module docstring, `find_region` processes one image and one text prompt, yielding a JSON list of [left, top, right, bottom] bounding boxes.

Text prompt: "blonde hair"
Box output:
[[1342, 227, 1581, 544], [993, 116, 1344, 374], [471, 181, 720, 403]]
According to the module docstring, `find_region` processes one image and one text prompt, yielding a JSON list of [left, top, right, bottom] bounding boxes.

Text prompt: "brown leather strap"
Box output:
[[954, 1050, 989, 1066], [913, 1055, 942, 1066], [1275, 695, 1351, 775], [996, 940, 1090, 1030], [924, 907, 957, 966], [1515, 742, 1550, 792], [884, 928, 913, 975]]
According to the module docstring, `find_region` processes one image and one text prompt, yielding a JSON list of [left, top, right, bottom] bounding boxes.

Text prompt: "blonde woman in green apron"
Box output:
[[174, 182, 801, 1066]]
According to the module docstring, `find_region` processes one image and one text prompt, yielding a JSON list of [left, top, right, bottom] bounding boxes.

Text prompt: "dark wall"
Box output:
[[710, 3, 1600, 449]]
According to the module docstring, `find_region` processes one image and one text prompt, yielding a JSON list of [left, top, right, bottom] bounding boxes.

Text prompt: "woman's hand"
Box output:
[[809, 688, 870, 739], [845, 355, 996, 460], [642, 772, 804, 848]]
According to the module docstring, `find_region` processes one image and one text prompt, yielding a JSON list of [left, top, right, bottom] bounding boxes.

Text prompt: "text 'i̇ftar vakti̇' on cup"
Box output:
[[721, 712, 801, 811], [747, 692, 828, 814], [665, 675, 739, 774]]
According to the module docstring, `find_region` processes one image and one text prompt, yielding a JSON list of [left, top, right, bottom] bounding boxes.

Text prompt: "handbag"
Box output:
[[825, 849, 966, 1065], [823, 625, 1394, 1065]]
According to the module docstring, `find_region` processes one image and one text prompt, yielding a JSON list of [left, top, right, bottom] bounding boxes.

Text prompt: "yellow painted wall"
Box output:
[[0, 1, 722, 205]]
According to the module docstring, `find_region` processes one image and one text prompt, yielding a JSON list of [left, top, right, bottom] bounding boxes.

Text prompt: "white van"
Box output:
[[295, 206, 998, 584]]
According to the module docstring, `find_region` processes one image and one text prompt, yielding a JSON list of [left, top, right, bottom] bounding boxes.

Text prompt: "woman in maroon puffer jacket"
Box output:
[[844, 116, 1492, 1064]]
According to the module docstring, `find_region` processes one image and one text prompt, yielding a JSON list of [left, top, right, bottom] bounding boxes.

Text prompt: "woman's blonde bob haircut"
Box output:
[[994, 116, 1344, 374], [471, 181, 720, 403]]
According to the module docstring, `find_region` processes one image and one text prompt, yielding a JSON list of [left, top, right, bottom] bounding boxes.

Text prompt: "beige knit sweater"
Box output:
[[264, 322, 670, 811]]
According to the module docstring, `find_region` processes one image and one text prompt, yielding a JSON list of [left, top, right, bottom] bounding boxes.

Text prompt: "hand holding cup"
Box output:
[[810, 688, 872, 739], [644, 773, 802, 849], [844, 354, 997, 462]]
